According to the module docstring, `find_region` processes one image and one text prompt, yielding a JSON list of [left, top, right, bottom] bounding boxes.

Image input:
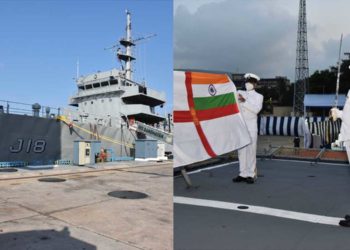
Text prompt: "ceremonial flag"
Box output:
[[173, 71, 251, 167]]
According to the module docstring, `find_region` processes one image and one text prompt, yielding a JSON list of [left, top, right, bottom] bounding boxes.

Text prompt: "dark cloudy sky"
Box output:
[[174, 0, 350, 81]]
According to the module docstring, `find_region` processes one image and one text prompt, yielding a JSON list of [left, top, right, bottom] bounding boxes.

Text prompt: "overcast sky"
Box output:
[[174, 0, 350, 81]]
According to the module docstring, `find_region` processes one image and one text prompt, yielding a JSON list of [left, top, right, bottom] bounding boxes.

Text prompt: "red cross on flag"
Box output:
[[173, 71, 251, 168]]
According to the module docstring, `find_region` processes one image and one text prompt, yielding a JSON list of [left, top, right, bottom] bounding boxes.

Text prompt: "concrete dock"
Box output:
[[0, 162, 173, 250]]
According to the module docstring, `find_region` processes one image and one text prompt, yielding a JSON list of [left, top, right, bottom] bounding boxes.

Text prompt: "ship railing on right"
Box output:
[[255, 115, 347, 164], [256, 116, 341, 148]]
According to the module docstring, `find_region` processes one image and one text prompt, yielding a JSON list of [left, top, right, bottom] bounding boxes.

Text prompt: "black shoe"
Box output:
[[232, 176, 246, 183], [246, 177, 255, 184], [339, 220, 350, 227], [344, 215, 350, 220]]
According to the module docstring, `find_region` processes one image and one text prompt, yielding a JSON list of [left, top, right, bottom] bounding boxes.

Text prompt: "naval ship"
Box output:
[[0, 11, 170, 166]]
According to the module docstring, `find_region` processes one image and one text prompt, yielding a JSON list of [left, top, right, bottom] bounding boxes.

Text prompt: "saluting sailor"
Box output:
[[233, 73, 264, 184], [330, 90, 350, 227]]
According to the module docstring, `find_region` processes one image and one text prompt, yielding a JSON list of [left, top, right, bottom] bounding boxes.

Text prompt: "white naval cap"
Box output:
[[244, 73, 260, 82]]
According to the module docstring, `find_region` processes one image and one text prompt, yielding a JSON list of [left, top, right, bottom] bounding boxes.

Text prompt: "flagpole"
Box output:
[[334, 33, 343, 108]]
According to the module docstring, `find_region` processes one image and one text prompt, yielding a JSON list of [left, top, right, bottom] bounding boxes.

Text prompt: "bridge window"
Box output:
[[139, 86, 147, 94], [86, 84, 92, 89], [110, 79, 118, 85], [93, 83, 100, 88], [101, 81, 109, 87]]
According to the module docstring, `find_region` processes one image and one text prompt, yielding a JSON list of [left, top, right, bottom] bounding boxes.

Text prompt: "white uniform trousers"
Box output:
[[238, 130, 258, 178]]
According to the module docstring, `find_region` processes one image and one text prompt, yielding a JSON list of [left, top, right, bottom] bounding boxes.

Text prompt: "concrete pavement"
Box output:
[[0, 162, 173, 250]]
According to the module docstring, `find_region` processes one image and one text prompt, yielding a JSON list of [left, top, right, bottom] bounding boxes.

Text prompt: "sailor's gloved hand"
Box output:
[[330, 108, 343, 121]]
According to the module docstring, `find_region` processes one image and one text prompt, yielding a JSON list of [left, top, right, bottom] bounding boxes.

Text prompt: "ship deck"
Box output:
[[174, 159, 350, 250], [0, 161, 173, 250]]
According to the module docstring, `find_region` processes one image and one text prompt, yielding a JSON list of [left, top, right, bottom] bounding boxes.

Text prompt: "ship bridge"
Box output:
[[69, 69, 166, 125]]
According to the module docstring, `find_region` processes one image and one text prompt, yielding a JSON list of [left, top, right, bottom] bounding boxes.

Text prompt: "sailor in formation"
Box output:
[[233, 73, 264, 184], [330, 90, 350, 227]]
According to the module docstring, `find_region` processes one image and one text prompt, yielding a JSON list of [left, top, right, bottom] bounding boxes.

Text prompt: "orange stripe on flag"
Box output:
[[190, 72, 229, 84], [185, 72, 217, 158]]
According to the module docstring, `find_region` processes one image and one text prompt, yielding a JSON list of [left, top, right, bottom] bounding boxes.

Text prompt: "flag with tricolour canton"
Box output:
[[173, 71, 251, 168]]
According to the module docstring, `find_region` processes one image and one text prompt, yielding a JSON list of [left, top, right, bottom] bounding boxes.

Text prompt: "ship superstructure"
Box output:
[[69, 10, 166, 127]]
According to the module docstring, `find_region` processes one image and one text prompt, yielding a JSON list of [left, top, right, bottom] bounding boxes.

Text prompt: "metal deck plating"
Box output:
[[174, 159, 350, 250]]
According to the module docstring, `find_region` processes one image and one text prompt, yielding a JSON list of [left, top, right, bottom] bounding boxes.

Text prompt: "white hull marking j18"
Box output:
[[10, 139, 46, 154]]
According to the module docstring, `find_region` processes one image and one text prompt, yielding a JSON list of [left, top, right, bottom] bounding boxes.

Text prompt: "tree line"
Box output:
[[308, 58, 350, 94], [258, 58, 350, 110]]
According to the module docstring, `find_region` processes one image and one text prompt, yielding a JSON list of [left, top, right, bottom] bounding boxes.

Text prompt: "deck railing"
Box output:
[[0, 100, 61, 118]]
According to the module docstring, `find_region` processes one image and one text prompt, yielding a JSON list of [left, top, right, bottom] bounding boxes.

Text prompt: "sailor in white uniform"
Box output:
[[330, 90, 350, 227], [330, 90, 350, 163], [233, 73, 264, 184]]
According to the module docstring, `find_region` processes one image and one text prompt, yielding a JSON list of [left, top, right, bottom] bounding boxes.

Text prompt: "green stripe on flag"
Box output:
[[194, 92, 236, 110]]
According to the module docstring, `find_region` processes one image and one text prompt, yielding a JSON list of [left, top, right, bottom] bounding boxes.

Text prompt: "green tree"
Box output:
[[308, 59, 350, 94], [339, 59, 350, 93]]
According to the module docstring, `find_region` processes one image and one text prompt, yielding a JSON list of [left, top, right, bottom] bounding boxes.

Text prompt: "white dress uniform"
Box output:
[[237, 87, 263, 178], [331, 90, 350, 162]]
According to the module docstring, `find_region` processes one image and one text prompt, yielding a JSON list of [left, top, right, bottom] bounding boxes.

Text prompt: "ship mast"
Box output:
[[118, 10, 136, 81]]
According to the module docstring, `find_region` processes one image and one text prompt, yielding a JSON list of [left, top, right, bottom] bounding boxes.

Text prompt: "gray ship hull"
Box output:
[[0, 114, 134, 164]]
